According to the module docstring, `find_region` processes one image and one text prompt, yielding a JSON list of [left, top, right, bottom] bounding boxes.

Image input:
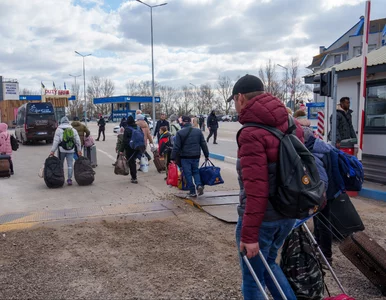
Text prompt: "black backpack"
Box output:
[[74, 156, 95, 186], [44, 156, 64, 188], [10, 135, 19, 151], [237, 116, 325, 219], [280, 226, 325, 299]]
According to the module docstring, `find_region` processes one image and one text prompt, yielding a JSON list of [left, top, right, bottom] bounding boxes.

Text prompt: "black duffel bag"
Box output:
[[74, 156, 95, 186], [44, 156, 64, 188]]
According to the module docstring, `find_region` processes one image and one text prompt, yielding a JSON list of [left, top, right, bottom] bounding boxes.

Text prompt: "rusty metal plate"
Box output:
[[201, 204, 238, 223]]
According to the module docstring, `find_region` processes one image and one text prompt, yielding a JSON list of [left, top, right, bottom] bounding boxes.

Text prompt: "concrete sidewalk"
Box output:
[[209, 151, 386, 202]]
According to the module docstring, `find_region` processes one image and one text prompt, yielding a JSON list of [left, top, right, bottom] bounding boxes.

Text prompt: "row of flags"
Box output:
[[41, 81, 67, 90]]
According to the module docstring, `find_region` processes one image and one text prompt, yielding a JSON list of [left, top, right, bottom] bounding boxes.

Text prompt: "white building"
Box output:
[[305, 21, 386, 184]]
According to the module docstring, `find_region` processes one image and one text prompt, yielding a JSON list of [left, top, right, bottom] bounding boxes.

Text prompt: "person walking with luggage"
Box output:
[[206, 110, 219, 144], [169, 114, 181, 137], [136, 114, 153, 162], [136, 109, 149, 125], [329, 97, 357, 148], [228, 74, 304, 300], [170, 116, 209, 197], [96, 115, 106, 141], [154, 113, 170, 141], [50, 117, 82, 186], [119, 115, 142, 184], [158, 126, 172, 179], [0, 123, 14, 175], [71, 117, 90, 148]]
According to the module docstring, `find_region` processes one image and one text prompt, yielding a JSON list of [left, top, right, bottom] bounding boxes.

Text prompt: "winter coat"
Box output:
[[51, 124, 82, 154], [154, 119, 170, 138], [158, 131, 172, 155], [115, 134, 124, 153], [170, 122, 181, 137], [296, 117, 311, 127], [237, 93, 304, 244], [71, 121, 90, 146], [207, 113, 219, 129], [309, 137, 345, 199], [98, 118, 106, 129], [136, 120, 153, 146], [0, 123, 12, 157], [170, 123, 209, 160], [329, 105, 357, 143]]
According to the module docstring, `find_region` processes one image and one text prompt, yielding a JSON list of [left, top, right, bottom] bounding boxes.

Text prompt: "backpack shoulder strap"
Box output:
[[237, 123, 284, 146], [287, 115, 297, 134]]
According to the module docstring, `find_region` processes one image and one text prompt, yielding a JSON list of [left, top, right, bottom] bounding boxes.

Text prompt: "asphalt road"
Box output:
[[0, 122, 240, 215], [204, 121, 240, 159]]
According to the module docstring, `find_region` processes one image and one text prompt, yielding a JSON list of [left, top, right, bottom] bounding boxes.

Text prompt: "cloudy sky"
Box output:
[[0, 0, 385, 95]]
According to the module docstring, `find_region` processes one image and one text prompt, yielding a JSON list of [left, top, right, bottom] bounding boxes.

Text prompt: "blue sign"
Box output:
[[307, 102, 325, 120], [68, 95, 76, 101], [94, 95, 161, 105], [20, 95, 41, 101]]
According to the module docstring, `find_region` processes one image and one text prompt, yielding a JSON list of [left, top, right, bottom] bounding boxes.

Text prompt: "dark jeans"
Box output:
[[125, 150, 138, 180], [181, 158, 202, 194], [314, 199, 332, 260], [236, 217, 297, 300], [97, 127, 105, 140], [207, 128, 218, 143]]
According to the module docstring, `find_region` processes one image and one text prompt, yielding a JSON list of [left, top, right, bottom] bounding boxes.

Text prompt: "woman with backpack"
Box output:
[[0, 123, 14, 175], [158, 126, 172, 179], [119, 115, 142, 184], [50, 117, 82, 186]]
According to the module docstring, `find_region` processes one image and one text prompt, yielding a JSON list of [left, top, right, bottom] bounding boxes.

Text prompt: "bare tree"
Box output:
[[159, 85, 177, 117], [258, 59, 284, 100], [20, 88, 40, 95], [216, 76, 234, 114], [87, 76, 115, 117], [288, 57, 312, 108], [68, 83, 82, 119]]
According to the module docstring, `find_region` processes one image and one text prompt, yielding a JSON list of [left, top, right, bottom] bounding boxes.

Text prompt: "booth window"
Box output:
[[365, 82, 386, 134]]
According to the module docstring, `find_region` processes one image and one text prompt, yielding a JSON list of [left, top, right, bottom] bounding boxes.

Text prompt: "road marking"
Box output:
[[97, 148, 116, 161]]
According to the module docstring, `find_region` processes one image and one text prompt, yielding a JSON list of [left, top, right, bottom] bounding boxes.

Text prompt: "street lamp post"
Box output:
[[75, 51, 91, 125], [137, 0, 167, 129], [277, 64, 289, 110], [69, 74, 81, 118]]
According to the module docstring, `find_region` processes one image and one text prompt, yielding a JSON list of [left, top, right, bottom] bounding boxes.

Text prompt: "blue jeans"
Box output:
[[181, 158, 202, 194], [236, 217, 296, 300], [60, 152, 74, 179]]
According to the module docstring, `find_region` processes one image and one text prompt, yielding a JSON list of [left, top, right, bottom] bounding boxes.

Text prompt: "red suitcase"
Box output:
[[339, 231, 386, 296]]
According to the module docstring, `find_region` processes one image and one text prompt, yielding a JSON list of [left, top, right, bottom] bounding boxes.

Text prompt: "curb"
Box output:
[[210, 152, 386, 203], [209, 153, 237, 165], [359, 188, 386, 202]]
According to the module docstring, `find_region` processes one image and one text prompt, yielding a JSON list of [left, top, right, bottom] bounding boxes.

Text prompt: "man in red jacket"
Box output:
[[229, 74, 303, 300]]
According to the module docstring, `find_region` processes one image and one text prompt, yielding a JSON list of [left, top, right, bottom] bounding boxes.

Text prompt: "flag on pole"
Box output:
[[64, 82, 67, 90], [41, 82, 45, 89], [53, 81, 56, 89]]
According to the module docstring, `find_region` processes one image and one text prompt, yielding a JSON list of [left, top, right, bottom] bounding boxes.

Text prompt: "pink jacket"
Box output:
[[0, 123, 12, 157]]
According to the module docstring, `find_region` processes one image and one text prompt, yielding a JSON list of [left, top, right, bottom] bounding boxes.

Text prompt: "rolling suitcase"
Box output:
[[330, 193, 364, 238], [339, 231, 386, 296], [241, 250, 288, 300], [0, 154, 11, 178], [153, 150, 165, 173], [84, 145, 97, 168]]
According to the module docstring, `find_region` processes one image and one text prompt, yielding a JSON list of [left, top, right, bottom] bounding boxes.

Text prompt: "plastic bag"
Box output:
[[199, 159, 224, 186], [140, 155, 149, 173], [114, 154, 129, 176], [166, 162, 179, 187], [38, 164, 44, 178]]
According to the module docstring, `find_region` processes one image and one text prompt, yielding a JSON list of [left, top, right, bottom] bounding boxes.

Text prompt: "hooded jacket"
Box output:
[[170, 121, 181, 137], [207, 112, 219, 129], [237, 93, 304, 244], [51, 123, 81, 154], [0, 123, 12, 157], [71, 121, 90, 146], [136, 119, 153, 146], [329, 104, 357, 143]]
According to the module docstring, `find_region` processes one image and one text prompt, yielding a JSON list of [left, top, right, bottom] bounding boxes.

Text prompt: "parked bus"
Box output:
[[15, 102, 57, 144]]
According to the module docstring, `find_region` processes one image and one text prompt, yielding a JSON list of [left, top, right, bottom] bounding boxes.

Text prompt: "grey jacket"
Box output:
[[171, 123, 209, 160], [329, 105, 357, 143], [236, 158, 285, 222], [51, 124, 81, 154]]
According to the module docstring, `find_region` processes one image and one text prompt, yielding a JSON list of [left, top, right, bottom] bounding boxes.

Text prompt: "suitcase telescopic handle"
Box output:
[[240, 250, 288, 300]]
